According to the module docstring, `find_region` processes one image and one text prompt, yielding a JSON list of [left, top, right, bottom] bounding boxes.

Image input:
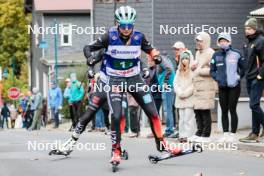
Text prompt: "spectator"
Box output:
[[9, 104, 18, 129], [145, 57, 163, 138], [21, 91, 34, 129], [210, 33, 245, 143], [172, 41, 194, 71], [102, 101, 110, 133], [69, 73, 85, 129], [48, 82, 63, 128], [157, 54, 176, 138], [127, 93, 140, 138], [174, 51, 196, 142], [14, 106, 23, 129], [146, 57, 163, 113], [240, 18, 264, 143], [190, 32, 216, 143], [95, 108, 105, 132], [64, 78, 74, 131], [27, 91, 35, 129], [1, 102, 10, 129], [171, 41, 195, 138], [19, 93, 28, 128], [29, 87, 43, 131], [41, 99, 48, 127]]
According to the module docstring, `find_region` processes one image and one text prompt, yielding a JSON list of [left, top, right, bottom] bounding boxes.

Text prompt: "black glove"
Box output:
[[86, 57, 97, 66], [142, 68, 150, 79], [84, 46, 93, 66], [87, 69, 95, 79], [153, 55, 162, 65]]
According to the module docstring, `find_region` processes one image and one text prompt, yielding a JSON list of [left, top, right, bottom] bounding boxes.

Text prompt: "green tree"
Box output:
[[0, 0, 30, 76], [1, 63, 28, 100]]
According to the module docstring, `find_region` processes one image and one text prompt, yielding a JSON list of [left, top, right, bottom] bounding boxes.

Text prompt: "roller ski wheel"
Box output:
[[148, 155, 159, 164], [148, 143, 203, 164], [111, 161, 119, 172], [49, 149, 72, 156], [48, 138, 76, 157], [121, 150, 129, 160]]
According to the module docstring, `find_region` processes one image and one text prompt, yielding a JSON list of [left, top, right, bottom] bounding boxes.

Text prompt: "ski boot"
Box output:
[[110, 149, 121, 172]]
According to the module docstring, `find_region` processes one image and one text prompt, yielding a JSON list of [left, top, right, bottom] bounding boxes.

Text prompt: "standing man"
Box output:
[[28, 87, 43, 131], [240, 18, 264, 143], [157, 54, 176, 138], [172, 41, 186, 71], [1, 102, 10, 129], [48, 82, 63, 128]]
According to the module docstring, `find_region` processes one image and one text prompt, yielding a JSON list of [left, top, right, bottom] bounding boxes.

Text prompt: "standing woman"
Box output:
[[190, 32, 216, 143], [210, 33, 245, 142]]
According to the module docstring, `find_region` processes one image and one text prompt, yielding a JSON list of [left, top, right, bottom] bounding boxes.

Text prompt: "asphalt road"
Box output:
[[0, 129, 263, 176]]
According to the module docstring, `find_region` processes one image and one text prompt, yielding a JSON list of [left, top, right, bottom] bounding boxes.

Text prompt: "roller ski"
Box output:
[[110, 149, 121, 172], [148, 142, 203, 164], [49, 138, 77, 156]]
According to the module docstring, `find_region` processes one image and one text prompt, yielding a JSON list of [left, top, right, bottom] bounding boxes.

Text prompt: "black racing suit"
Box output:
[[72, 50, 149, 141], [83, 30, 166, 152]]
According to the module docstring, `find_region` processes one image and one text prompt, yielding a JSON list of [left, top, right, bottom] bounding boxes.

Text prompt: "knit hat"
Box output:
[[180, 51, 190, 61], [217, 32, 232, 43], [245, 18, 257, 30]]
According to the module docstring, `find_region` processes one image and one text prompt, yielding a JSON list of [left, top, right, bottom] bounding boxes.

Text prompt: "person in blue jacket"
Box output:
[[48, 81, 63, 128], [157, 55, 176, 138], [210, 33, 245, 142]]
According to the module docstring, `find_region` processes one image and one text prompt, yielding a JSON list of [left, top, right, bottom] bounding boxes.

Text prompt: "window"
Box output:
[[61, 24, 72, 46]]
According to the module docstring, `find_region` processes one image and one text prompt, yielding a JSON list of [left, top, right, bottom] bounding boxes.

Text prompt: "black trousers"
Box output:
[[26, 110, 34, 129], [69, 105, 74, 128], [247, 79, 264, 135], [194, 109, 212, 137], [107, 75, 164, 152], [102, 108, 110, 130], [219, 85, 240, 133], [71, 101, 82, 129]]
